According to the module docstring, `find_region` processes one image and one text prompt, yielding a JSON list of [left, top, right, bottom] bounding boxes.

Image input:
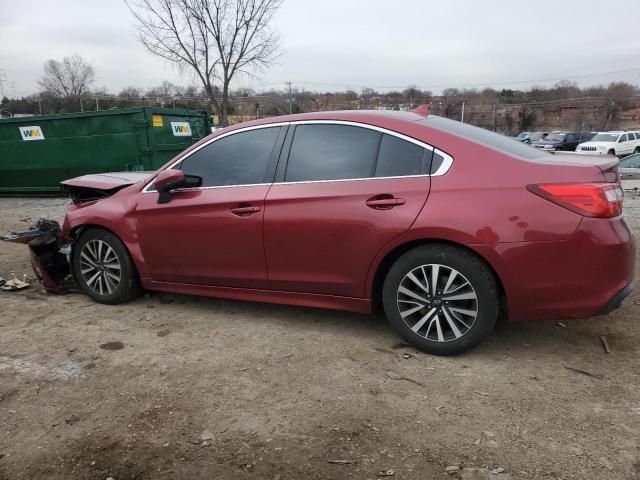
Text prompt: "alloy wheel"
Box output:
[[396, 264, 478, 342], [79, 239, 122, 296]]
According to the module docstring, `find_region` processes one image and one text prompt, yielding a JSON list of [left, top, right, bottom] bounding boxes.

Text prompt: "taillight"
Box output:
[[527, 183, 623, 218]]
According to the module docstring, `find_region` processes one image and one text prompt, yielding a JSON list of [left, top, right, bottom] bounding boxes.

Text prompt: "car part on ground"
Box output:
[[0, 273, 30, 291], [3, 111, 635, 355], [1, 219, 73, 294]]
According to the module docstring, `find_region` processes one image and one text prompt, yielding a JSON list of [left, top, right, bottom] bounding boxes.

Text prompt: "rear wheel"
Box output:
[[634, 147, 640, 154], [608, 149, 616, 156], [72, 228, 141, 304], [382, 244, 500, 355]]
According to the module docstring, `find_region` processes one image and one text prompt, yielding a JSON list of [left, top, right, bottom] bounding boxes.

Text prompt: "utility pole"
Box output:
[[461, 100, 465, 123], [492, 101, 498, 132], [287, 82, 293, 114]]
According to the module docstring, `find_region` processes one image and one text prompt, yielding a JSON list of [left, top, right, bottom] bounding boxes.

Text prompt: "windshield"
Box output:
[[618, 154, 640, 168], [591, 133, 620, 142], [516, 132, 530, 140], [420, 116, 548, 160], [545, 133, 565, 142], [529, 132, 546, 141]]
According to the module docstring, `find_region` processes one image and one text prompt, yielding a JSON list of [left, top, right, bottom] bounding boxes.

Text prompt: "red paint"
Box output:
[[58, 110, 635, 322]]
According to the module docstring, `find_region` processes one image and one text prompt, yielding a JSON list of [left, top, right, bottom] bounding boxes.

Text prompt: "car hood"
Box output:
[[60, 171, 153, 190], [578, 141, 614, 148], [60, 171, 154, 203], [532, 139, 561, 146]]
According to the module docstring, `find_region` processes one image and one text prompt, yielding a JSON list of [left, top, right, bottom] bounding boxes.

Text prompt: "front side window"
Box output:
[[179, 127, 281, 187], [619, 134, 628, 143], [285, 124, 380, 182], [375, 134, 428, 177]]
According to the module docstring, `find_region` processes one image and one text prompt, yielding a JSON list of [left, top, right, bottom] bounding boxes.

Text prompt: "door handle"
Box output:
[[366, 196, 406, 209], [230, 205, 261, 216]]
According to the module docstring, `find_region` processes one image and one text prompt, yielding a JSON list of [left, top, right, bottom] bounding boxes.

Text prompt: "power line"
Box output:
[[260, 66, 640, 92]]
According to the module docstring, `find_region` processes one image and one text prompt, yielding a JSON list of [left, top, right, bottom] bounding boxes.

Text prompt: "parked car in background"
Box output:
[[3, 111, 634, 356], [576, 131, 640, 157], [618, 153, 640, 180], [531, 131, 595, 151], [515, 131, 548, 144]]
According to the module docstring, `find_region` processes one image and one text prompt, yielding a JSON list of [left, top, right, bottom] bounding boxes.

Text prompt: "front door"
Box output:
[[264, 123, 433, 298], [134, 125, 286, 288]]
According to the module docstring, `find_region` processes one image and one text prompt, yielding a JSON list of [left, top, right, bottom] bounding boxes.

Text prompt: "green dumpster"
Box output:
[[0, 107, 211, 192]]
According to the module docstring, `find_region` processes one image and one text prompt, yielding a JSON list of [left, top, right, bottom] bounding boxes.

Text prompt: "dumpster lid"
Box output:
[[61, 172, 153, 191]]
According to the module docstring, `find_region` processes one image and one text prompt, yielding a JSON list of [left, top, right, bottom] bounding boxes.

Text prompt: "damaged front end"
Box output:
[[2, 171, 151, 294], [1, 219, 74, 294]]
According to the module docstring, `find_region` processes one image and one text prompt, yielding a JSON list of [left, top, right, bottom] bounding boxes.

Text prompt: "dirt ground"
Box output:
[[1, 194, 639, 480]]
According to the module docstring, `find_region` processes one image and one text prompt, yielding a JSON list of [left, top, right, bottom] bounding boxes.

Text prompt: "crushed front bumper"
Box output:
[[1, 218, 75, 294]]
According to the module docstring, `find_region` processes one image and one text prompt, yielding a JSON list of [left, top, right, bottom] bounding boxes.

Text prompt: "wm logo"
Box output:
[[170, 122, 192, 136], [19, 126, 45, 141]]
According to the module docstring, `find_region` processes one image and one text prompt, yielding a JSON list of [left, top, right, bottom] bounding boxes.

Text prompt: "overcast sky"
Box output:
[[2, 0, 640, 97]]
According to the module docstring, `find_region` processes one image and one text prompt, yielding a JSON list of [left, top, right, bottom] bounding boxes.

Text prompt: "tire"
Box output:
[[634, 147, 640, 154], [608, 149, 616, 156], [71, 227, 142, 304], [382, 244, 500, 356]]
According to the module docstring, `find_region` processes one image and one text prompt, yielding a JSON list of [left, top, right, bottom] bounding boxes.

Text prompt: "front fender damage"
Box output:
[[1, 219, 76, 294]]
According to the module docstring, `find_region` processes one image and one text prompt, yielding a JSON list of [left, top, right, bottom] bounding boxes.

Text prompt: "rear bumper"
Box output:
[[483, 216, 635, 321], [597, 282, 634, 316]]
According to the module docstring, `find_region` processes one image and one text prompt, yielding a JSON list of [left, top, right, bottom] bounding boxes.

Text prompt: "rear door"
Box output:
[[263, 122, 434, 298]]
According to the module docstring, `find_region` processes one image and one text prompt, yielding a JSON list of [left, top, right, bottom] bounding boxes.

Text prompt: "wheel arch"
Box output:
[[370, 238, 508, 318]]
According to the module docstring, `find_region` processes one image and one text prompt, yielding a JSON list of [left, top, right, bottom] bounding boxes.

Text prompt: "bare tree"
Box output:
[[126, 0, 282, 125], [38, 54, 95, 98]]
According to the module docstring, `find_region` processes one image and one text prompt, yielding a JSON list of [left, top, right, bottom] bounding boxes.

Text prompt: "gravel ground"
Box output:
[[0, 194, 639, 480]]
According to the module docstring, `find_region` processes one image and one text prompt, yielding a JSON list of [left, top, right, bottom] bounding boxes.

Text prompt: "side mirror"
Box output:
[[155, 169, 202, 204]]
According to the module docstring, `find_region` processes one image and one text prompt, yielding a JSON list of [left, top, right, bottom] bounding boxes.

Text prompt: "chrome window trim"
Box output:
[[142, 119, 453, 193]]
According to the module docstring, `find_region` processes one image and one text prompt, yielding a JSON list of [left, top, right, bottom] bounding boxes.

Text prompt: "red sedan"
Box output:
[[5, 111, 635, 355]]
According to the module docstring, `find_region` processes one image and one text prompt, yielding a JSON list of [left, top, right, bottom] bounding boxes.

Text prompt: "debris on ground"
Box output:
[[200, 429, 214, 441], [327, 459, 354, 464], [475, 391, 490, 396], [445, 465, 460, 474], [402, 353, 412, 359], [378, 469, 395, 476], [600, 336, 611, 354], [557, 322, 567, 327], [491, 467, 506, 474], [0, 273, 30, 291], [385, 371, 425, 386], [564, 366, 604, 379]]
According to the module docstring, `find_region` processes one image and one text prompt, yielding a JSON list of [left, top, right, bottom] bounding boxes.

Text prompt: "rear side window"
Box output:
[[375, 134, 427, 177], [285, 124, 380, 182], [179, 127, 281, 187]]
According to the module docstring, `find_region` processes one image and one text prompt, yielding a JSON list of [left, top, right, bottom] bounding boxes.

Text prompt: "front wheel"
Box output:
[[71, 228, 141, 304], [382, 244, 500, 355]]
